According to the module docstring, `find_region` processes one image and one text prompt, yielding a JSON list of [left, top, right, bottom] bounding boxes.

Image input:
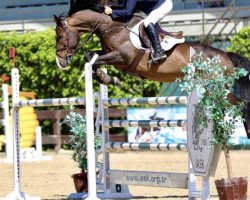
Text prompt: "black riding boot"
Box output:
[[145, 23, 167, 63]]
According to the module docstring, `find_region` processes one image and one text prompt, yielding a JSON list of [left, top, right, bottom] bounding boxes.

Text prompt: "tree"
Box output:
[[227, 26, 250, 60]]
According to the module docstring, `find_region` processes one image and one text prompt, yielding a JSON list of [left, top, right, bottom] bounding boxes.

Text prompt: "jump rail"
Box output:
[[103, 119, 186, 128], [105, 142, 187, 151], [102, 96, 187, 106], [16, 97, 86, 107]]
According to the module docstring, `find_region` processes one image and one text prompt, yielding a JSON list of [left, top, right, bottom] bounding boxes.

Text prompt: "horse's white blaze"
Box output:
[[56, 56, 66, 70]]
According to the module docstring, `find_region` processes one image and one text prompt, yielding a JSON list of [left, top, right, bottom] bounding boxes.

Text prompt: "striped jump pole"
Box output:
[[15, 97, 86, 107], [105, 142, 187, 151], [103, 119, 186, 128], [6, 54, 100, 200], [103, 96, 187, 106]]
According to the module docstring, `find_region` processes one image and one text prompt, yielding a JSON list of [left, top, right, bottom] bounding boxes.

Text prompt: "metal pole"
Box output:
[[202, 0, 205, 37]]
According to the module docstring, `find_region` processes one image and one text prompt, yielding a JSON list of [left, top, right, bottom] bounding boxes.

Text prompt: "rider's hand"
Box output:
[[104, 5, 112, 15]]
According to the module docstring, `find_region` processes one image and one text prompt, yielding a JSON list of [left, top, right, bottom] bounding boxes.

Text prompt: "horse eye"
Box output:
[[56, 32, 63, 40]]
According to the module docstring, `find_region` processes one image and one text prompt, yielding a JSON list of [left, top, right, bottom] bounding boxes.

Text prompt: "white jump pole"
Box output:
[[12, 67, 24, 199], [35, 126, 42, 158], [2, 84, 12, 160], [85, 54, 100, 200]]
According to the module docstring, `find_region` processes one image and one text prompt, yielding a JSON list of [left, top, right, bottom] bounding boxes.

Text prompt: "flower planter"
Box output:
[[215, 177, 248, 200], [71, 172, 88, 193]]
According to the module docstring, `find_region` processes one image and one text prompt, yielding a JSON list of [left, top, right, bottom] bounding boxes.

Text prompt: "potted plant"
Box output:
[[62, 108, 101, 193], [179, 54, 248, 199]]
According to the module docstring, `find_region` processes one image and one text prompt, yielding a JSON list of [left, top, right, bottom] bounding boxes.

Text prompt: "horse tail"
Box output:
[[227, 52, 250, 102]]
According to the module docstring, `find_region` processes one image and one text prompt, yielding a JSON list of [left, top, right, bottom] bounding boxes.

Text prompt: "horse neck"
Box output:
[[68, 10, 143, 38], [95, 15, 143, 39], [68, 10, 106, 35]]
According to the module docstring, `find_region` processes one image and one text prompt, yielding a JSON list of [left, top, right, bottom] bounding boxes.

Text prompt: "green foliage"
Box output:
[[227, 26, 250, 60], [179, 54, 248, 146], [62, 108, 101, 172], [0, 30, 160, 100]]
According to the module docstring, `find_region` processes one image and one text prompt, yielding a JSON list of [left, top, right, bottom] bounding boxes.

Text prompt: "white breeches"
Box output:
[[144, 0, 173, 27]]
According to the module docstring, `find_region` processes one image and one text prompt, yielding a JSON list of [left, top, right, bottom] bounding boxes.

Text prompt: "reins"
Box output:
[[72, 21, 101, 59], [101, 21, 128, 37]]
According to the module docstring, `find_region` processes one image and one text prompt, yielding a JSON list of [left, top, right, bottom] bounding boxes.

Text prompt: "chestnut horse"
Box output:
[[53, 0, 250, 137]]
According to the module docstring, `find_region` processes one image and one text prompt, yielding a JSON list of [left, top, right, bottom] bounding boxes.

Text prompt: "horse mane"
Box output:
[[68, 0, 104, 16]]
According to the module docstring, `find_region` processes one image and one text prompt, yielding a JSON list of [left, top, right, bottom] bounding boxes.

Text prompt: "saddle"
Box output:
[[139, 23, 184, 49], [126, 21, 185, 77]]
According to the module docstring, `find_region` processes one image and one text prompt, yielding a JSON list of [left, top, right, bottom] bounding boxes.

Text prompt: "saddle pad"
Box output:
[[130, 21, 185, 52]]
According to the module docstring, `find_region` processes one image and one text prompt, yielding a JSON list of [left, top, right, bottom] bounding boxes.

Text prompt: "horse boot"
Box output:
[[95, 68, 123, 87], [145, 23, 167, 63]]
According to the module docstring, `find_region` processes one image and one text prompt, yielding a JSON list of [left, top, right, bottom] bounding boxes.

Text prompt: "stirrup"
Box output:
[[148, 53, 167, 64]]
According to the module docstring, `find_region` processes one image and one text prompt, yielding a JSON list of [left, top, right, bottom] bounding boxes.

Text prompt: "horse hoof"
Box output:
[[85, 52, 95, 61], [113, 77, 123, 88]]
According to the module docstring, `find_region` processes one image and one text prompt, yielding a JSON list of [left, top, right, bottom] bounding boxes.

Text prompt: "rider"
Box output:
[[104, 0, 173, 63]]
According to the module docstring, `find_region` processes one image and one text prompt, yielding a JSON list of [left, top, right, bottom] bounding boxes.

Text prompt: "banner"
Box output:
[[127, 106, 187, 143], [127, 106, 249, 146]]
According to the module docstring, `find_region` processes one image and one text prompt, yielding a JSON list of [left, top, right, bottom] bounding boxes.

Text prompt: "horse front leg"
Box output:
[[86, 51, 124, 87]]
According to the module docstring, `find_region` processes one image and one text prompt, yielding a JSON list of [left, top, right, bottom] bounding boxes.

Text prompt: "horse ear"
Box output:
[[52, 14, 62, 26]]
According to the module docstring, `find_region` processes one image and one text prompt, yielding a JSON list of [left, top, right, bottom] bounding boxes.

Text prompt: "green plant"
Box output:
[[62, 108, 101, 172], [178, 53, 248, 178], [227, 26, 250, 60]]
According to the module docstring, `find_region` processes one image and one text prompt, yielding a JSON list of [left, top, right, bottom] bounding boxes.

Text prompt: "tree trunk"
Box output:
[[224, 145, 233, 179]]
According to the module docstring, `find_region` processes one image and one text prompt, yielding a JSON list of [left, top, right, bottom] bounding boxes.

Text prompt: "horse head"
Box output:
[[53, 0, 104, 69], [53, 15, 80, 69]]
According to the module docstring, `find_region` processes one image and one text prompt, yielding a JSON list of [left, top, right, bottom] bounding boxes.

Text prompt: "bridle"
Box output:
[[56, 19, 101, 64]]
